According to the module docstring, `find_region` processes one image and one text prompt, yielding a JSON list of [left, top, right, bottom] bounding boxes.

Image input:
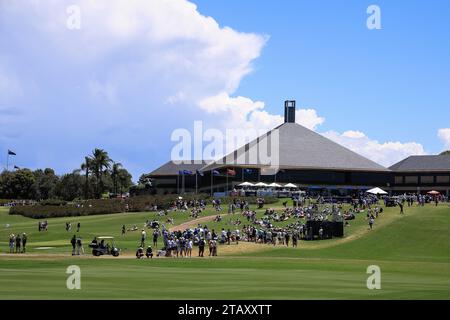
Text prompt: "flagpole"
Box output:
[[210, 170, 213, 196], [226, 171, 228, 196], [182, 173, 185, 195], [6, 152, 9, 171]]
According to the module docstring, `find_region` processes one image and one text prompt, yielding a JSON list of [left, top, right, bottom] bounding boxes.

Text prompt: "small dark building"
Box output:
[[389, 155, 450, 196]]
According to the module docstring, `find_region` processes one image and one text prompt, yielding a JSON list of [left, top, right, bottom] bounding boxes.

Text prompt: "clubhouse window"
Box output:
[[420, 176, 434, 184], [405, 176, 418, 184], [395, 176, 404, 184], [436, 176, 450, 184]]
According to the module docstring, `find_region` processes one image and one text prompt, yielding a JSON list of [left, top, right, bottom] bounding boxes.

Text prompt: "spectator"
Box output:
[[141, 229, 147, 247], [70, 235, 77, 255], [369, 217, 374, 230], [136, 246, 144, 259], [22, 233, 27, 253], [145, 246, 153, 258], [198, 238, 205, 257], [76, 237, 84, 255], [15, 233, 21, 253], [9, 234, 15, 253]]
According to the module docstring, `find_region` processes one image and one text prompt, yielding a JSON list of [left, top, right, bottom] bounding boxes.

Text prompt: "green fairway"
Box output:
[[0, 201, 449, 299]]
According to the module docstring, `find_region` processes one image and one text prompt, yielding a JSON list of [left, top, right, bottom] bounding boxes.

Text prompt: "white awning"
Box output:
[[254, 182, 268, 187], [284, 183, 298, 188], [366, 187, 388, 195], [268, 183, 282, 188], [238, 182, 254, 187]]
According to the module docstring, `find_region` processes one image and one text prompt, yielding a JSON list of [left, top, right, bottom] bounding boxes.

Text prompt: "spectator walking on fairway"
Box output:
[[398, 202, 404, 215], [369, 217, 374, 230]]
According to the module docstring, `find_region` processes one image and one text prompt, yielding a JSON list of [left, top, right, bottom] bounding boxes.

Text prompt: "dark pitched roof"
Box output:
[[149, 160, 209, 176], [389, 155, 450, 172], [201, 122, 388, 172]]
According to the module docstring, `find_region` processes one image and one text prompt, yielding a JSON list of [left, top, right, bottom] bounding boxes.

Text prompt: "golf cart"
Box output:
[[89, 236, 120, 257]]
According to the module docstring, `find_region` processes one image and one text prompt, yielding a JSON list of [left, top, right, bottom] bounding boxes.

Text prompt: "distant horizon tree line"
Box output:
[[0, 148, 133, 201]]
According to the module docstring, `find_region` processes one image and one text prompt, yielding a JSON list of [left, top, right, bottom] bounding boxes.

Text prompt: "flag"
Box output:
[[212, 170, 220, 176], [196, 170, 204, 176], [8, 150, 16, 156], [14, 165, 20, 170], [227, 169, 236, 176], [183, 170, 193, 175]]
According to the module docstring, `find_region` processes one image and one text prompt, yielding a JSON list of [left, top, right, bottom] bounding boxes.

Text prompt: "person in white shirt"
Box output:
[[140, 229, 147, 247], [186, 239, 193, 257]]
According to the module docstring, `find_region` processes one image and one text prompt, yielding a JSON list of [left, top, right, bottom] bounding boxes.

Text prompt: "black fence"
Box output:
[[305, 221, 344, 240]]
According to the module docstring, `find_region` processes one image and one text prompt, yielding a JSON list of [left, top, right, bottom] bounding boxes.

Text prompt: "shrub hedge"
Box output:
[[9, 194, 278, 219]]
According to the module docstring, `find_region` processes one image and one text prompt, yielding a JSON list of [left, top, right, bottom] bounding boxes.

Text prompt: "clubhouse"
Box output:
[[147, 101, 450, 197]]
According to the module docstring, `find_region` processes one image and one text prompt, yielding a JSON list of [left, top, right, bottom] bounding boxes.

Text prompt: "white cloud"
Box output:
[[296, 109, 325, 130], [7, 0, 267, 104], [199, 92, 325, 133], [322, 130, 426, 167], [438, 128, 450, 149], [0, 0, 268, 175]]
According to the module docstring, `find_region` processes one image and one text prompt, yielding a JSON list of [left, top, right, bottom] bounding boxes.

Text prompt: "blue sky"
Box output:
[[194, 0, 450, 142], [1, 0, 449, 180]]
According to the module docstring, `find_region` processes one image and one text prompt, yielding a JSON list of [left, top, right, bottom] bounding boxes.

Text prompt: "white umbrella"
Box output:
[[268, 183, 282, 188], [366, 187, 388, 195], [254, 182, 268, 187], [238, 182, 254, 187], [284, 183, 298, 188]]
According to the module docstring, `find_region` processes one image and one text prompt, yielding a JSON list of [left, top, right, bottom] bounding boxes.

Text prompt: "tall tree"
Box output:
[[55, 172, 84, 201], [111, 162, 122, 195], [89, 148, 112, 198], [0, 169, 36, 199], [80, 157, 93, 199], [439, 150, 450, 156], [33, 168, 59, 200], [117, 168, 133, 194]]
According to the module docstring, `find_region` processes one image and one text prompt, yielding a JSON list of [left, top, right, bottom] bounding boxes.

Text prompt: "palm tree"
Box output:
[[111, 162, 122, 195], [80, 156, 93, 199], [90, 149, 112, 198]]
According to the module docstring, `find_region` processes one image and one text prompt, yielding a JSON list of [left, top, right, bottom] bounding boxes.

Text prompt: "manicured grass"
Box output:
[[0, 201, 449, 299]]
